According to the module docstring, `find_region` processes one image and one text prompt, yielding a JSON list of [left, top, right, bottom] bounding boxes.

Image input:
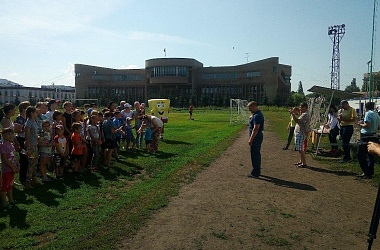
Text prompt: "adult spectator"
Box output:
[[356, 102, 380, 179], [325, 104, 340, 155], [14, 101, 31, 184], [144, 115, 163, 153], [108, 101, 116, 116], [117, 101, 125, 112], [292, 102, 310, 168], [337, 100, 357, 163], [247, 101, 264, 178], [121, 103, 133, 124]]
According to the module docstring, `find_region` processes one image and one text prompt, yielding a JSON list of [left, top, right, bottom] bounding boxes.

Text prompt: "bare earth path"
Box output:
[[121, 128, 378, 249]]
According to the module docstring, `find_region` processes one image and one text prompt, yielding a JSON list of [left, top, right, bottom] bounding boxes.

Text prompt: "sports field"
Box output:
[[0, 109, 244, 249]]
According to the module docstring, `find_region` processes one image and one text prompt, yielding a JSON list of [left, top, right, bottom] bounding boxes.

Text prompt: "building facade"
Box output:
[[0, 85, 75, 105], [75, 57, 291, 106]]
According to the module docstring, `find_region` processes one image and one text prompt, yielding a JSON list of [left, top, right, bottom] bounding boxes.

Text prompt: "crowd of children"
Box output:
[[0, 99, 152, 210]]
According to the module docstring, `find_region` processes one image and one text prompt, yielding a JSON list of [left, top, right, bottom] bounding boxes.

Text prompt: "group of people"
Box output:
[[282, 100, 380, 179], [0, 99, 165, 210], [247, 99, 380, 180]]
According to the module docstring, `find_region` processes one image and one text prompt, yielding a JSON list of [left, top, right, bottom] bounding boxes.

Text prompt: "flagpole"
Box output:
[[369, 0, 377, 101]]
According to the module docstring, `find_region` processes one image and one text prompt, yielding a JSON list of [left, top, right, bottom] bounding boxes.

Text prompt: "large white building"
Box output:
[[0, 79, 75, 104]]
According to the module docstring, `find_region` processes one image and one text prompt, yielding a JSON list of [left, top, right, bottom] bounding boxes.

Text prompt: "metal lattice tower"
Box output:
[[328, 24, 345, 90]]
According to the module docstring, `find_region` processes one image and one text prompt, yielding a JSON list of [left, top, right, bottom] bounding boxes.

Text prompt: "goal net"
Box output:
[[230, 99, 249, 124]]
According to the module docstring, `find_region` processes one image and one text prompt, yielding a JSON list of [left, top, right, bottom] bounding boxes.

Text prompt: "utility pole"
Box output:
[[245, 53, 250, 63], [328, 24, 345, 90]]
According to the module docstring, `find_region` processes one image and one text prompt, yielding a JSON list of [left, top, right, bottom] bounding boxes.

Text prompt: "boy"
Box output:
[[54, 125, 68, 179], [125, 117, 136, 149], [112, 111, 124, 158], [102, 112, 120, 168], [1, 128, 19, 210], [71, 123, 85, 174]]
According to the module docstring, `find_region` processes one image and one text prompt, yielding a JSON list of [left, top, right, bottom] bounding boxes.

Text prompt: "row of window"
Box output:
[[114, 75, 145, 81], [91, 74, 146, 81], [202, 73, 238, 80], [202, 71, 261, 80], [150, 66, 188, 77], [0, 91, 74, 99], [88, 87, 145, 96]]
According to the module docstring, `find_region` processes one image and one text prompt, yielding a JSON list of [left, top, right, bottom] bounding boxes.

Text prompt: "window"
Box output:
[[92, 75, 107, 80], [247, 71, 261, 77], [202, 73, 237, 80]]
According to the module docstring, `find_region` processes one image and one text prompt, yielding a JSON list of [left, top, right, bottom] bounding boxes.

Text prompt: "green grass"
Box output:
[[0, 109, 244, 249]]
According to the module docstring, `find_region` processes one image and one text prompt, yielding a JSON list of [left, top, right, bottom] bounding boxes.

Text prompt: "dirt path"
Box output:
[[120, 128, 378, 249]]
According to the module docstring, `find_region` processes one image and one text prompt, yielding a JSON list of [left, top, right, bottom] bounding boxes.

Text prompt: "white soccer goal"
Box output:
[[230, 99, 249, 124]]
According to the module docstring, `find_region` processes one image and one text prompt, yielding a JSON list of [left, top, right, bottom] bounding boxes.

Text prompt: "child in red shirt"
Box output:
[[1, 128, 19, 210], [71, 123, 85, 174]]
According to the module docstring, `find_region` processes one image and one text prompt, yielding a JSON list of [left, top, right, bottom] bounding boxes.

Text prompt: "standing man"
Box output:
[[337, 100, 357, 163], [247, 101, 264, 178], [356, 102, 380, 178], [292, 102, 310, 168]]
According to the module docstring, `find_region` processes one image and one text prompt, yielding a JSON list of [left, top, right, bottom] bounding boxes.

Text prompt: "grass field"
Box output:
[[0, 109, 244, 249]]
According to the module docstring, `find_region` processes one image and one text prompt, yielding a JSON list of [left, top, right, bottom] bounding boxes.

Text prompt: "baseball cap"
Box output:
[[55, 125, 64, 130], [124, 103, 132, 108]]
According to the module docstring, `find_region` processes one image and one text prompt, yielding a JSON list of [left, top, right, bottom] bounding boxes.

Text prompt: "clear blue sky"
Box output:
[[0, 0, 378, 93]]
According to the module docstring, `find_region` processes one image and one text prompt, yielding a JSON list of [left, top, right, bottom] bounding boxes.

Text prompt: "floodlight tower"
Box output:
[[328, 24, 345, 90]]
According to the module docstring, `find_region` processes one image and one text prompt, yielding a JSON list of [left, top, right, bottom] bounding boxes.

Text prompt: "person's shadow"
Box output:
[[259, 175, 317, 191]]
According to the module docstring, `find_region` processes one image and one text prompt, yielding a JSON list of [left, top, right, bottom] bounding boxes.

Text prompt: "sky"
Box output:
[[0, 0, 379, 93]]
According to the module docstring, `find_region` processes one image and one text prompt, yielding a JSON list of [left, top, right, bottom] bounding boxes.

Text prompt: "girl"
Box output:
[[0, 103, 16, 130], [54, 125, 68, 179], [38, 120, 54, 182], [72, 110, 88, 171], [0, 128, 19, 210], [24, 106, 39, 188], [325, 104, 340, 155], [71, 123, 85, 174], [86, 115, 102, 171], [52, 111, 64, 138]]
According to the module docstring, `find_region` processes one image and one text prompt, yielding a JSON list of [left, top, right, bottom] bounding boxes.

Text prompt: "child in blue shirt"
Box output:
[[125, 117, 135, 149]]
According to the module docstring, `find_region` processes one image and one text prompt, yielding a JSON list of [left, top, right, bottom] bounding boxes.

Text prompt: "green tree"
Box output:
[[273, 93, 281, 107], [345, 78, 360, 93], [288, 93, 306, 107], [297, 81, 305, 95], [262, 92, 269, 106]]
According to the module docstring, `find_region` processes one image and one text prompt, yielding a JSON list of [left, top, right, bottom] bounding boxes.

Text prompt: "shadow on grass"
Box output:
[[154, 151, 178, 159], [8, 205, 30, 229], [305, 165, 356, 176], [161, 139, 192, 145], [260, 175, 317, 191]]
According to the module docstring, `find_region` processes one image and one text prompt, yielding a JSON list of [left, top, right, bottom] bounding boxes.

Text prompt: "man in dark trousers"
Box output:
[[247, 101, 264, 178]]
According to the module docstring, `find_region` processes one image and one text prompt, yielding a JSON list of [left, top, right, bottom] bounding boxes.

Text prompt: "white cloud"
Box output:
[[10, 72, 19, 77]]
